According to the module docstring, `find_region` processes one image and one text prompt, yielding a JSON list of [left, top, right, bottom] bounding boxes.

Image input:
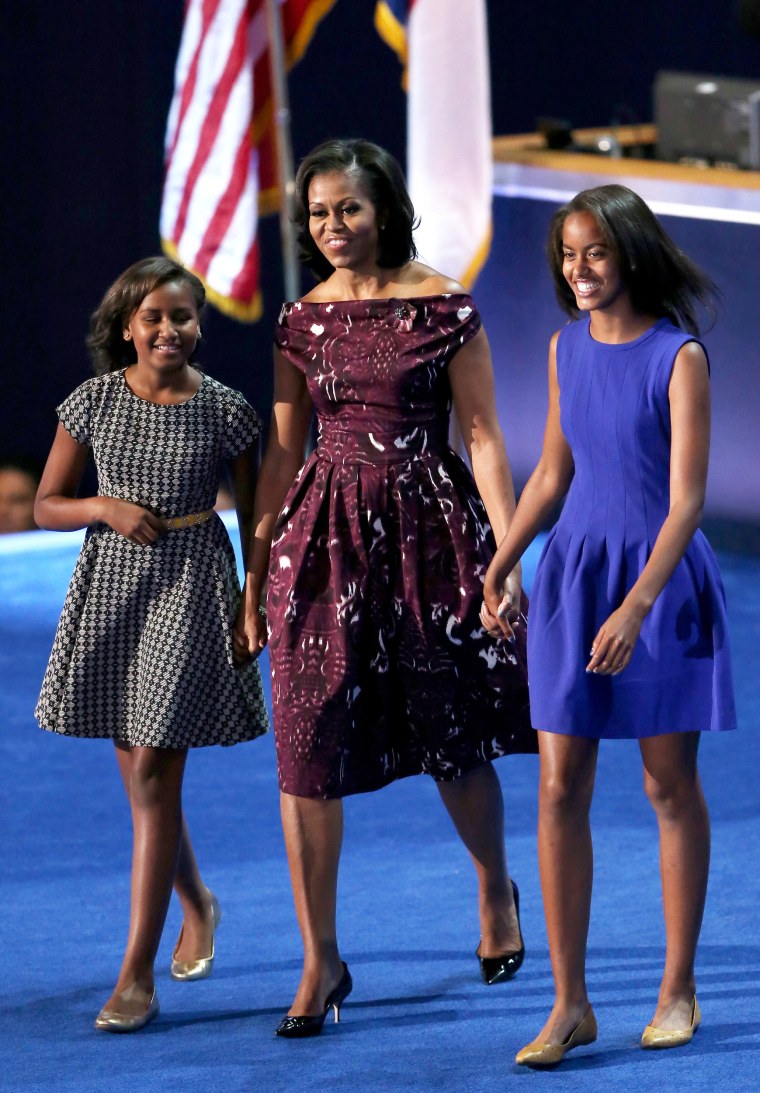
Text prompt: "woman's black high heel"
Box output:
[[476, 879, 525, 985], [275, 962, 353, 1038]]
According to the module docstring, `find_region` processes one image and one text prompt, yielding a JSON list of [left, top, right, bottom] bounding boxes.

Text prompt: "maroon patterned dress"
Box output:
[[269, 294, 536, 799]]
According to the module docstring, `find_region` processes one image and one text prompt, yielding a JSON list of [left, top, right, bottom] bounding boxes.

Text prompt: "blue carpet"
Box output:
[[1, 521, 758, 1092]]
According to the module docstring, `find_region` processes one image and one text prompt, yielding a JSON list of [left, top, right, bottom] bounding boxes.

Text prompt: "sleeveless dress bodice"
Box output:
[[528, 316, 736, 738]]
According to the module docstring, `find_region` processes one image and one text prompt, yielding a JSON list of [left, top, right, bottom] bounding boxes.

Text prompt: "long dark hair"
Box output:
[[293, 138, 418, 280], [547, 184, 719, 334], [86, 256, 206, 375]]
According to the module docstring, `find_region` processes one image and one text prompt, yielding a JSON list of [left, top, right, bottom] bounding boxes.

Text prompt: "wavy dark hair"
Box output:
[[293, 138, 418, 280], [547, 184, 719, 335], [86, 256, 206, 375]]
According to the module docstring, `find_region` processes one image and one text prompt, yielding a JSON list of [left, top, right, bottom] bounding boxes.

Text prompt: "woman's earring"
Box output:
[[123, 331, 132, 341]]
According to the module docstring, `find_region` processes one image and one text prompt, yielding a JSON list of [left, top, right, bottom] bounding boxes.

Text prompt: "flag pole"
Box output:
[[266, 0, 300, 302]]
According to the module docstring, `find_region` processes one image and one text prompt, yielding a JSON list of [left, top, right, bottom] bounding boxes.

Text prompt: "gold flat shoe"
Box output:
[[94, 989, 159, 1033], [515, 1005, 597, 1068], [641, 996, 701, 1049], [171, 893, 221, 981]]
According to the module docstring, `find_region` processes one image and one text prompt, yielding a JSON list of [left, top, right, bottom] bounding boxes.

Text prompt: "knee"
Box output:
[[540, 769, 593, 821], [643, 768, 700, 818], [129, 751, 180, 809]]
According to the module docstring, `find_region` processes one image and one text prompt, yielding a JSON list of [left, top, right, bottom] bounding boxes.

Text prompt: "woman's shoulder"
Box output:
[[396, 263, 465, 297], [295, 263, 467, 305]]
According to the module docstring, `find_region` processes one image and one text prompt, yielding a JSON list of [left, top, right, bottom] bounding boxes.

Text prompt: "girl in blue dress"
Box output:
[[482, 185, 736, 1067]]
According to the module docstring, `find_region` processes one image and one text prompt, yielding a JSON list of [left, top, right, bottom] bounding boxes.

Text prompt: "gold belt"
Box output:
[[164, 509, 215, 531]]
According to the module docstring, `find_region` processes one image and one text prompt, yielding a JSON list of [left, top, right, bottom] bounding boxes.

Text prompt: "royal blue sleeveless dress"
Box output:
[[527, 316, 736, 739]]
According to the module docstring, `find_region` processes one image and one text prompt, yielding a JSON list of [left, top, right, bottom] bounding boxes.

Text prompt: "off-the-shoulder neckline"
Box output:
[[283, 292, 475, 307]]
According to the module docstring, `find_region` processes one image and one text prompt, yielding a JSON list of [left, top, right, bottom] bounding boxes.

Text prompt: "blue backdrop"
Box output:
[[5, 1, 760, 521]]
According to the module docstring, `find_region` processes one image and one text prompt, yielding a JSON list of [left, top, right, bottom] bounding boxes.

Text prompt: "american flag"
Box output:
[[375, 0, 493, 288], [161, 0, 336, 322]]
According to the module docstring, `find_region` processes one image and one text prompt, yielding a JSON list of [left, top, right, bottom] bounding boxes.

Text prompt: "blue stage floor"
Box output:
[[1, 524, 758, 1092]]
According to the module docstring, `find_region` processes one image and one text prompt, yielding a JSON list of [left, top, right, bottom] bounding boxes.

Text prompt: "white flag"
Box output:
[[377, 0, 493, 286]]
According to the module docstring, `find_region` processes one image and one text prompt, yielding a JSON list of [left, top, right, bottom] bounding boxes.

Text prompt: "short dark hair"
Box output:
[[293, 138, 418, 280], [547, 184, 719, 335], [86, 256, 206, 374], [0, 454, 43, 484]]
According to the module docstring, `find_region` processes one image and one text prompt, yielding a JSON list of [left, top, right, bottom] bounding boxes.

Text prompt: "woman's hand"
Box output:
[[100, 498, 166, 545], [481, 563, 522, 642], [232, 584, 268, 664], [586, 603, 645, 675]]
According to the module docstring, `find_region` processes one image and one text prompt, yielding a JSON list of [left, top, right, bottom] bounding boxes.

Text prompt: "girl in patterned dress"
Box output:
[[35, 257, 269, 1032], [234, 139, 536, 1037]]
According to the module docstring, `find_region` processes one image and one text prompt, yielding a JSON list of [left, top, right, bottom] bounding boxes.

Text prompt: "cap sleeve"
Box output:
[[450, 297, 481, 347], [56, 380, 93, 445], [273, 303, 312, 373], [222, 387, 262, 459]]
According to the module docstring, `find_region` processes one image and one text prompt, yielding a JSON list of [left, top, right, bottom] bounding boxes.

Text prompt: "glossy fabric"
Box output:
[[269, 294, 535, 799], [528, 317, 736, 738]]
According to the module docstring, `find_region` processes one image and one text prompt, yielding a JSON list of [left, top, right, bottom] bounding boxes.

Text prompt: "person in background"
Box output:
[[0, 455, 42, 533]]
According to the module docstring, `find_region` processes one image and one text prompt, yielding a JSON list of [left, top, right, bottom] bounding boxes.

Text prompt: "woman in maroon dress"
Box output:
[[236, 139, 535, 1037]]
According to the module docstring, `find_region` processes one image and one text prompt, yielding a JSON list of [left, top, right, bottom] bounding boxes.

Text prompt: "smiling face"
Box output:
[[123, 281, 200, 372], [561, 211, 629, 315], [307, 169, 383, 274]]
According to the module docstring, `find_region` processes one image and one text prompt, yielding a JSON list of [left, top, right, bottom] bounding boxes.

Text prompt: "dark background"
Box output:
[[4, 0, 760, 470]]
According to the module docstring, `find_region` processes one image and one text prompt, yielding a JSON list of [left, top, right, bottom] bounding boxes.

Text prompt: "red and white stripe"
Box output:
[[162, 0, 265, 320], [161, 0, 343, 319]]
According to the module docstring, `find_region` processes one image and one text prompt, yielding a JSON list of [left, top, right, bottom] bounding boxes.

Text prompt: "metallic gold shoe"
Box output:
[[171, 893, 221, 981], [515, 1005, 597, 1068], [641, 996, 701, 1049], [94, 989, 159, 1033]]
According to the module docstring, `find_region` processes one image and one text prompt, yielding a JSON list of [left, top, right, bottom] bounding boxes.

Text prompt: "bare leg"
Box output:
[[102, 744, 188, 1016], [280, 791, 344, 1016], [436, 762, 520, 955], [114, 743, 216, 963], [640, 731, 709, 1030], [530, 731, 599, 1043]]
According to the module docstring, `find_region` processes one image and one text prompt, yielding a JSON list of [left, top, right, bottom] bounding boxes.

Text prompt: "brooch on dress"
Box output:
[[390, 303, 417, 333]]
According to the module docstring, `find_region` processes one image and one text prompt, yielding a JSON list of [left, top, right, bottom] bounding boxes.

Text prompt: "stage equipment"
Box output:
[[655, 70, 760, 169]]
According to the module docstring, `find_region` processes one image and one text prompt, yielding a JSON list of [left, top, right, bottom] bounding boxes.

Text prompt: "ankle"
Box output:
[[177, 886, 215, 923], [110, 976, 155, 1002]]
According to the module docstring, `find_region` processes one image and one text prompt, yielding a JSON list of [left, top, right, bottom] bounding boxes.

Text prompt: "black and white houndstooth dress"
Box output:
[[35, 369, 270, 748]]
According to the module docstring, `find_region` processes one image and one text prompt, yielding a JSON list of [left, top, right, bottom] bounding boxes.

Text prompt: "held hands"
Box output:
[[586, 602, 645, 675], [232, 583, 268, 665], [481, 564, 523, 643], [102, 498, 166, 545]]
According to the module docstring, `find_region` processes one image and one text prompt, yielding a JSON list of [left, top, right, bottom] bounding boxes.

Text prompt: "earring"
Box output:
[[123, 331, 132, 341]]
